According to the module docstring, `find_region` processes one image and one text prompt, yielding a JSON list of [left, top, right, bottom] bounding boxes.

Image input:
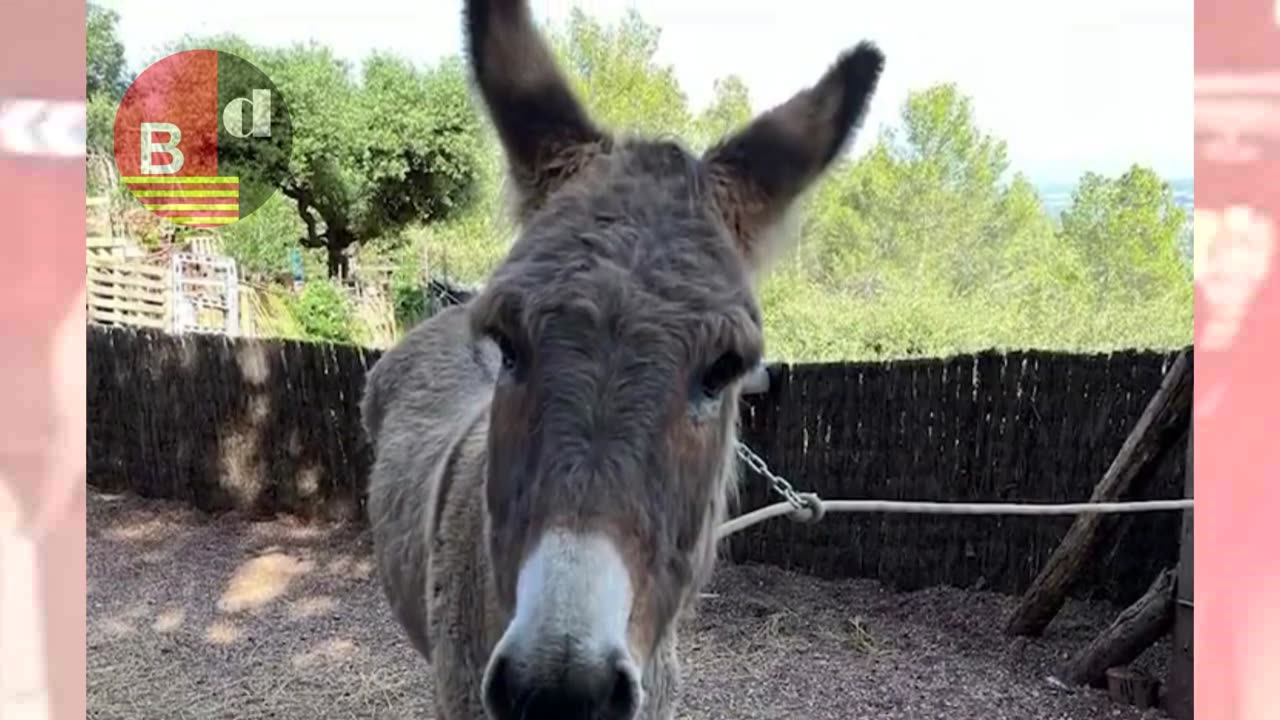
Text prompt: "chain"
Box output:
[[733, 441, 808, 511]]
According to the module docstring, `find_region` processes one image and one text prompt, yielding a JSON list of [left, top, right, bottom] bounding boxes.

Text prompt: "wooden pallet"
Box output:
[[86, 257, 170, 330]]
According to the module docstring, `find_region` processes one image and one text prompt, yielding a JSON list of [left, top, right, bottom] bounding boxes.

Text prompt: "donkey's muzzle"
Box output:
[[483, 643, 640, 720], [481, 528, 642, 719]]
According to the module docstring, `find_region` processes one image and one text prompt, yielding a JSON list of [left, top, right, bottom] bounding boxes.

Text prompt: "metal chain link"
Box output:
[[733, 441, 808, 510]]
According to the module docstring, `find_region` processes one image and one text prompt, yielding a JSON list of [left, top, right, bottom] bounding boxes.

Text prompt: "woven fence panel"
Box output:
[[726, 349, 1189, 605], [88, 325, 1189, 603]]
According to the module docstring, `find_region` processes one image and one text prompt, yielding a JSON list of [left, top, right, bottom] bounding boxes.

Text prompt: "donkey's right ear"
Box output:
[[464, 0, 609, 220]]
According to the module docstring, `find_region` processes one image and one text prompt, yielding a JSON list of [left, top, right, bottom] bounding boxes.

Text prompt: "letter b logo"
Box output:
[[113, 50, 292, 228], [140, 122, 183, 174]]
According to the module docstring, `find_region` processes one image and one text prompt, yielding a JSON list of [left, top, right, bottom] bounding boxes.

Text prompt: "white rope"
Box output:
[[723, 441, 1195, 539], [717, 497, 1194, 539]]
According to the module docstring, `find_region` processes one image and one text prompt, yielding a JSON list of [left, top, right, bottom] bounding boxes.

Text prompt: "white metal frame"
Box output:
[[170, 252, 240, 337]]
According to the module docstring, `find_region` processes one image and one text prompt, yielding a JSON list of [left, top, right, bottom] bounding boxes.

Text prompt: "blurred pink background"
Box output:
[[0, 0, 1274, 718], [1195, 0, 1280, 718], [0, 1, 89, 719]]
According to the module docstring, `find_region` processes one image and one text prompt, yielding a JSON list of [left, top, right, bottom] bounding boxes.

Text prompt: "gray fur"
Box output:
[[361, 2, 884, 718]]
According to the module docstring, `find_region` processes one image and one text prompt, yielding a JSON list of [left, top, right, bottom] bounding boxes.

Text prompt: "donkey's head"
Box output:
[[463, 2, 882, 718]]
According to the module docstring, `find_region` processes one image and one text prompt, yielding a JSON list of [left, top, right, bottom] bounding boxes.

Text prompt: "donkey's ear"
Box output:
[[703, 42, 884, 270], [464, 0, 609, 220]]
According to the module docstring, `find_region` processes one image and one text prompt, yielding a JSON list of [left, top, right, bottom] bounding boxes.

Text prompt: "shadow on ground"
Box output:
[[87, 490, 428, 719], [88, 491, 1171, 720]]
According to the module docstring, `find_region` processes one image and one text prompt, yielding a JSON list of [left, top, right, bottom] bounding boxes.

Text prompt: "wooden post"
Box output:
[[1059, 566, 1176, 687], [1005, 349, 1192, 637], [1107, 667, 1161, 710], [1166, 424, 1194, 719]]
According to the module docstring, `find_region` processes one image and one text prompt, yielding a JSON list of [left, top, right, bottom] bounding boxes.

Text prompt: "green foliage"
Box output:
[[100, 6, 1190, 357], [414, 200, 512, 282], [1059, 166, 1192, 297], [549, 9, 692, 136], [691, 76, 752, 152], [87, 2, 127, 100], [245, 287, 307, 341], [156, 35, 486, 276], [358, 54, 483, 228], [220, 192, 305, 282], [86, 92, 117, 158], [756, 82, 1192, 361], [86, 2, 129, 192], [86, 93, 123, 197], [287, 279, 355, 343], [384, 242, 429, 330], [391, 281, 428, 332], [804, 84, 1019, 287]]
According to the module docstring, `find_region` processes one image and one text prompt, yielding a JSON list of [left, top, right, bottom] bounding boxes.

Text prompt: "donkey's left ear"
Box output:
[[703, 42, 884, 270]]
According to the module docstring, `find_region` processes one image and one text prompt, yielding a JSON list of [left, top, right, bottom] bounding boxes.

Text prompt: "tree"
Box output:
[[691, 75, 752, 152], [87, 2, 127, 100], [1059, 166, 1191, 300], [157, 36, 486, 278], [549, 8, 692, 137], [801, 83, 1047, 296], [87, 2, 130, 182]]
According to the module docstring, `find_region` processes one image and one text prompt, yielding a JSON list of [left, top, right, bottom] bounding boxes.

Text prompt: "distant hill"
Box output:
[[1035, 177, 1193, 222]]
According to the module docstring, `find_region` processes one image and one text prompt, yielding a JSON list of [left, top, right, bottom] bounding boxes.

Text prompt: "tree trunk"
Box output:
[[326, 244, 349, 280], [1004, 349, 1191, 637], [284, 182, 355, 281], [1060, 567, 1177, 688]]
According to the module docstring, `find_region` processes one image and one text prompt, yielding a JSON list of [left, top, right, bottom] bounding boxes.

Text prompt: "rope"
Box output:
[[719, 441, 1193, 539], [717, 497, 1194, 539]]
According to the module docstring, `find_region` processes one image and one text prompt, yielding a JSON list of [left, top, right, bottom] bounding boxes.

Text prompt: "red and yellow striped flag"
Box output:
[[122, 176, 240, 228]]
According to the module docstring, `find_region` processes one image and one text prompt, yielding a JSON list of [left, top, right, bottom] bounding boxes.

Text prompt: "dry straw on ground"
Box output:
[[88, 490, 1169, 719]]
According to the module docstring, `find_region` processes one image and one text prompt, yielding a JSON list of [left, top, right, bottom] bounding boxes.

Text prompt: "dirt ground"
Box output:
[[87, 489, 1170, 719]]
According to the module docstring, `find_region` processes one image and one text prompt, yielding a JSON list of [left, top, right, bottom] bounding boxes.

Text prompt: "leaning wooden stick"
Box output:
[[1005, 349, 1191, 637], [1059, 566, 1177, 688]]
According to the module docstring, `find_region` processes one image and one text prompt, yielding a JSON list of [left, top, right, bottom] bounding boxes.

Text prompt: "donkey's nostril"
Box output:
[[482, 644, 641, 720], [604, 653, 639, 718], [482, 653, 519, 719]]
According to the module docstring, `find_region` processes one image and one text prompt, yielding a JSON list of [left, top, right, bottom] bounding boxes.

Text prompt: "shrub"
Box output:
[[288, 279, 355, 343]]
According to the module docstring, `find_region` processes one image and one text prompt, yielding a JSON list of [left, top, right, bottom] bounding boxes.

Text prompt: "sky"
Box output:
[[99, 0, 1193, 186]]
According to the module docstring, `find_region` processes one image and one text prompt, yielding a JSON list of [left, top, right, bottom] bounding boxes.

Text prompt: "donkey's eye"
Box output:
[[699, 351, 745, 400], [490, 332, 519, 374], [499, 342, 516, 371]]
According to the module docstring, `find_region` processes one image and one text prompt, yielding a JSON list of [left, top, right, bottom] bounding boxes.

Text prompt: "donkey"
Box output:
[[360, 1, 884, 718]]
